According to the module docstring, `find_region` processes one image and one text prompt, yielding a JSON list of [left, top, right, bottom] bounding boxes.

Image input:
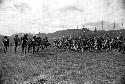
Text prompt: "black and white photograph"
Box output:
[[0, 0, 125, 84]]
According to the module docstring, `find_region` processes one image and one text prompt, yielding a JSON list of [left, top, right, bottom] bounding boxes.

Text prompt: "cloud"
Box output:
[[104, 0, 125, 11], [0, 0, 125, 35], [60, 6, 84, 12], [0, 0, 3, 3], [14, 2, 31, 13], [119, 0, 125, 9]]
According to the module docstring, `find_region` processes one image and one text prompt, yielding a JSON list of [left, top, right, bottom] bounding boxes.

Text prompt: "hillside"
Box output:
[[0, 27, 125, 45], [47, 28, 91, 39], [46, 28, 125, 40]]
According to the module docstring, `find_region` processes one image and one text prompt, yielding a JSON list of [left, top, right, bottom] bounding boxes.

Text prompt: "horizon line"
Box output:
[[1, 27, 125, 36]]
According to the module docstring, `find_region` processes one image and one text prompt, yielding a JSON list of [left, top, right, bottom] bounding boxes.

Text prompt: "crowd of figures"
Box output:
[[2, 34, 51, 54], [2, 33, 125, 54], [53, 35, 125, 53]]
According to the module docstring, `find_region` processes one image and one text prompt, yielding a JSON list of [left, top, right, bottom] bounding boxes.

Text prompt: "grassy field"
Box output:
[[0, 46, 125, 84]]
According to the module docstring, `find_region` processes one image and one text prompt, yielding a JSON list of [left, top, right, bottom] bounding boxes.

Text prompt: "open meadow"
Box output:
[[0, 46, 125, 84]]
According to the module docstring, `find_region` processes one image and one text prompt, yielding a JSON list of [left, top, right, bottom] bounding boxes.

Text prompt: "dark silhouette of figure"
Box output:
[[32, 35, 37, 54], [21, 34, 28, 54], [3, 36, 9, 54], [27, 38, 32, 52], [43, 36, 51, 49], [14, 35, 20, 53]]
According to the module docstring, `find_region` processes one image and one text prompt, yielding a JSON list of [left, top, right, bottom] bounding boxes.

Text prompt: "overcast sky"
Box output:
[[0, 0, 125, 35]]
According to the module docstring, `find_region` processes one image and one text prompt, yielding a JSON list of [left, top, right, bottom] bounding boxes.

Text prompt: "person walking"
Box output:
[[3, 36, 9, 54], [21, 34, 28, 54], [14, 35, 20, 53]]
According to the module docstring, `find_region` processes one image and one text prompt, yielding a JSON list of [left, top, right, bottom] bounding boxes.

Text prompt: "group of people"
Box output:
[[53, 35, 125, 53], [2, 34, 50, 54], [2, 33, 125, 54]]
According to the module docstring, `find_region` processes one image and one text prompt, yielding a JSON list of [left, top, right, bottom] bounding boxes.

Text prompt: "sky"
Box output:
[[0, 0, 125, 35]]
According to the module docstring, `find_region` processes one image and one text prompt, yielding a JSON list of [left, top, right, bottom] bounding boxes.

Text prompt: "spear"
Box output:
[[84, 17, 86, 22], [102, 20, 103, 31], [113, 21, 115, 30], [101, 20, 103, 36], [77, 25, 78, 36], [122, 22, 124, 27]]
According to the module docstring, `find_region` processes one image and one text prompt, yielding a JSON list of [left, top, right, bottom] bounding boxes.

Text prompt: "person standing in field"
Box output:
[[21, 34, 28, 54], [32, 35, 37, 54], [14, 35, 20, 53], [3, 36, 9, 54]]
